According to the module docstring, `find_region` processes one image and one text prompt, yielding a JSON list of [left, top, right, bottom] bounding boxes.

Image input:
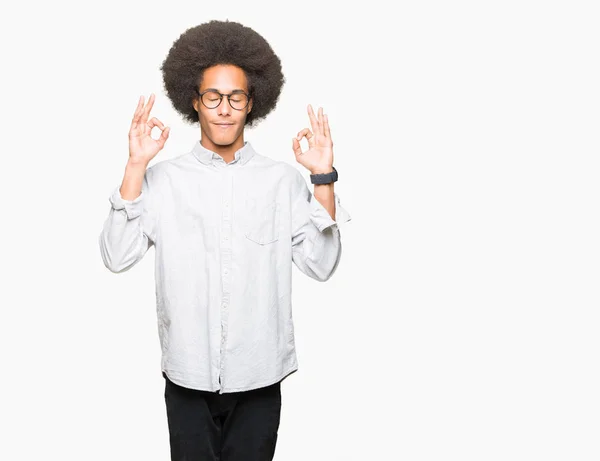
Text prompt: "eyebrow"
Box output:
[[203, 88, 247, 94]]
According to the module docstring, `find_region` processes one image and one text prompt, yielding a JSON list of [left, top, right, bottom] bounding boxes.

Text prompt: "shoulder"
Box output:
[[248, 150, 306, 182], [273, 160, 311, 198], [252, 152, 306, 181], [146, 152, 193, 180]]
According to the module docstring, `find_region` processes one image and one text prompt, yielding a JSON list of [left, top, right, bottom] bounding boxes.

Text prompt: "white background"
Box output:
[[1, 0, 599, 460]]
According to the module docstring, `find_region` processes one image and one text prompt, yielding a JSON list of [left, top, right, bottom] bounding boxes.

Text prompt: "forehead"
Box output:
[[200, 64, 248, 91]]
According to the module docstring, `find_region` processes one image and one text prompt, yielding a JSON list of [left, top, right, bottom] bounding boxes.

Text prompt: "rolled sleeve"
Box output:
[[108, 186, 146, 220], [99, 167, 158, 273], [290, 167, 351, 282], [308, 191, 352, 232]]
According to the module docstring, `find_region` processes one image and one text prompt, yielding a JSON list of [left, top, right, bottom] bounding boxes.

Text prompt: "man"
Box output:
[[99, 19, 351, 461]]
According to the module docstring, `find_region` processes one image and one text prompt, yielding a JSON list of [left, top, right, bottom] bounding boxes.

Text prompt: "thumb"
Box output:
[[292, 137, 303, 156], [157, 126, 170, 149]]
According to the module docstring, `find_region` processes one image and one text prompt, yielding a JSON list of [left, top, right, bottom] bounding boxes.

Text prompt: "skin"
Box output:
[[192, 64, 253, 162], [292, 100, 337, 221], [121, 63, 336, 219]]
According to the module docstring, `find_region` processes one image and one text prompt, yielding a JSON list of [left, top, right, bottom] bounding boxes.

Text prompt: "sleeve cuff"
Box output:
[[108, 186, 145, 220], [309, 192, 352, 232]]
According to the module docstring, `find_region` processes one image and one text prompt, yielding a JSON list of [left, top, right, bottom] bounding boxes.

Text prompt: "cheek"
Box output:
[[198, 111, 211, 126]]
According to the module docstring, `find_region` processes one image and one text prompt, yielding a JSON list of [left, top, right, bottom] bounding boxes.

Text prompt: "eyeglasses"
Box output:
[[196, 89, 250, 110]]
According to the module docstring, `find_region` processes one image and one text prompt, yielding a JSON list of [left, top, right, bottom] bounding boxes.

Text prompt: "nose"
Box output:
[[217, 96, 231, 116]]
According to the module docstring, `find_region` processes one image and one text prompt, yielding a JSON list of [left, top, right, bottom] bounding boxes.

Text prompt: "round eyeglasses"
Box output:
[[196, 89, 250, 110]]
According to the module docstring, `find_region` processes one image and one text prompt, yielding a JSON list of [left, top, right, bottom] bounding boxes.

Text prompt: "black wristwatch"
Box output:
[[310, 167, 338, 185]]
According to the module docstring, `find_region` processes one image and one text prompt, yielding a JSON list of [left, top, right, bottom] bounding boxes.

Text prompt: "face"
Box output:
[[193, 64, 253, 153]]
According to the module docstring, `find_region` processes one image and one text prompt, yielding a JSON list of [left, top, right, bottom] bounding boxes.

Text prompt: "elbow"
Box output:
[[312, 237, 343, 282], [315, 271, 335, 283], [295, 250, 341, 282], [292, 229, 343, 282], [299, 265, 334, 282], [102, 258, 132, 274], [319, 242, 344, 282], [312, 256, 338, 282], [308, 264, 338, 282], [315, 255, 341, 282], [98, 233, 136, 274], [99, 244, 128, 274]]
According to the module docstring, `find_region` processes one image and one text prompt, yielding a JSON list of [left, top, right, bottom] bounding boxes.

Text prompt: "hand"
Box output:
[[292, 105, 334, 174], [128, 93, 170, 166]]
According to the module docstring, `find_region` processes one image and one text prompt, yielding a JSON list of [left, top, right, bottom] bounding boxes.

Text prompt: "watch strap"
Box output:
[[310, 166, 338, 184]]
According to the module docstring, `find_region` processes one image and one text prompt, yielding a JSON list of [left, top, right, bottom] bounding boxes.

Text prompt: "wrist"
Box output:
[[310, 165, 333, 175], [310, 166, 338, 185], [126, 159, 149, 172]]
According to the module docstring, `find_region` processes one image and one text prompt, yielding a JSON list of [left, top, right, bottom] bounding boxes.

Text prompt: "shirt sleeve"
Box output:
[[290, 168, 351, 282], [98, 166, 158, 273]]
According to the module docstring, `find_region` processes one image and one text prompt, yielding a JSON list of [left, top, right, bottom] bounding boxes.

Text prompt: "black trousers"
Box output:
[[163, 372, 282, 461]]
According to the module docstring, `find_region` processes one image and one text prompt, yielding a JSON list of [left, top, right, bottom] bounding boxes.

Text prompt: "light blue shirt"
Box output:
[[99, 140, 351, 393]]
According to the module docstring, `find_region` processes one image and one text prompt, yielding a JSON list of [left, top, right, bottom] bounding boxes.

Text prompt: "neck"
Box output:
[[200, 134, 245, 164]]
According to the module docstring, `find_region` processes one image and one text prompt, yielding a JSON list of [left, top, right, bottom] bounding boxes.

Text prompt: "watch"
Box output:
[[310, 166, 338, 184]]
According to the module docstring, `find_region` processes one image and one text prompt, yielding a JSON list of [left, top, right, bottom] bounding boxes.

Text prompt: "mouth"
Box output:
[[214, 123, 235, 128]]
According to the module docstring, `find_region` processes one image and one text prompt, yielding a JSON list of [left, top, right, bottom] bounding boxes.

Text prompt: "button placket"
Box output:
[[218, 169, 234, 391]]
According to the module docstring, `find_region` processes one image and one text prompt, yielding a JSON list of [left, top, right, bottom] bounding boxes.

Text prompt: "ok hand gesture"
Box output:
[[292, 105, 334, 174], [128, 93, 170, 166]]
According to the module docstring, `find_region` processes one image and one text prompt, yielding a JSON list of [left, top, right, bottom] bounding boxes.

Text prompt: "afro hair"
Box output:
[[160, 20, 285, 128]]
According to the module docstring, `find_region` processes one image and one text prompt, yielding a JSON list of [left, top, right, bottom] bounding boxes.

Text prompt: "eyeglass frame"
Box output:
[[195, 88, 251, 110]]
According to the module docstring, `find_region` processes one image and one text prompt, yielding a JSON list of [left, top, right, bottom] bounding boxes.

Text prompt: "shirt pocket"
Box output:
[[244, 197, 280, 245]]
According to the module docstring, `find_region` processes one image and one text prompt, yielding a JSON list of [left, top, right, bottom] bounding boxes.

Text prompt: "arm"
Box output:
[[98, 162, 157, 273], [291, 169, 351, 282], [99, 93, 169, 273], [312, 181, 336, 220], [290, 104, 351, 280]]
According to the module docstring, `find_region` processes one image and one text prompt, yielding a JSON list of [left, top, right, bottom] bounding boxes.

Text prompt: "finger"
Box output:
[[297, 128, 315, 147], [141, 93, 155, 125], [147, 117, 165, 130], [292, 137, 303, 156], [130, 95, 144, 128], [296, 128, 313, 140], [323, 113, 331, 139], [317, 107, 324, 135], [307, 104, 320, 134], [156, 126, 170, 149], [132, 95, 143, 120]]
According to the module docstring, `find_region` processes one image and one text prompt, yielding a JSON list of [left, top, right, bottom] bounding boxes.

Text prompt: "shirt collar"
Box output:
[[191, 140, 256, 166]]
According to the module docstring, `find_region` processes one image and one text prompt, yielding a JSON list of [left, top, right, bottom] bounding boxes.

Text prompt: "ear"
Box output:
[[247, 97, 253, 114], [193, 99, 198, 112]]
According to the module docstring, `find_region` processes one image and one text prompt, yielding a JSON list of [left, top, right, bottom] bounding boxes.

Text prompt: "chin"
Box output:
[[211, 137, 236, 147], [212, 131, 241, 145]]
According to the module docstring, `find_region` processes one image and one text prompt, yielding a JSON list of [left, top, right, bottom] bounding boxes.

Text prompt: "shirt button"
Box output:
[[224, 269, 228, 274]]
